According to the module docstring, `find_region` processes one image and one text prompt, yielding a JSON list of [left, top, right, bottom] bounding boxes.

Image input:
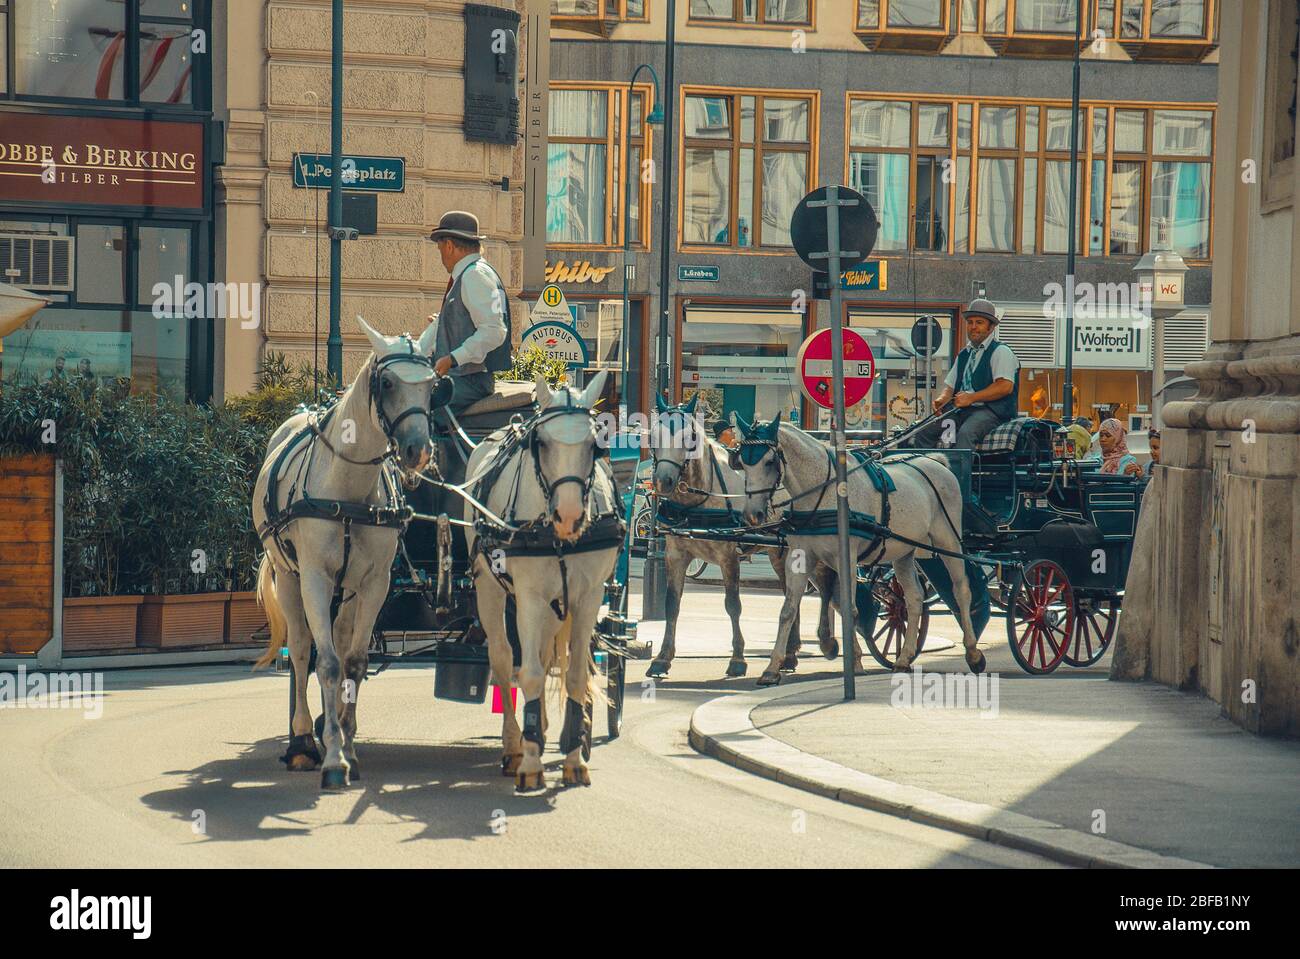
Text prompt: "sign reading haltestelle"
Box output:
[[0, 114, 204, 210]]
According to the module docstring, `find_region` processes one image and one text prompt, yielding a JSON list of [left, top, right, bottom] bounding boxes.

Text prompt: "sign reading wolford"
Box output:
[[0, 114, 204, 210]]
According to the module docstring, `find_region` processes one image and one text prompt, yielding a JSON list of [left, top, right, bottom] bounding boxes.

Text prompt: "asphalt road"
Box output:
[[0, 586, 1056, 868]]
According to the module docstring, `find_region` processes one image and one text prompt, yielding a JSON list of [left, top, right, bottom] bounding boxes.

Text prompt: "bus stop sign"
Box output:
[[797, 327, 876, 410]]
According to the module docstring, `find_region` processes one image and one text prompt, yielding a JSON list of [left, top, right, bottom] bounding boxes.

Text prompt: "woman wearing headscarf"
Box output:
[[1098, 418, 1143, 477]]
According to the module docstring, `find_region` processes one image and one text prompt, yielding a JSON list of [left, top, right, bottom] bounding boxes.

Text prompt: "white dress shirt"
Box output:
[[943, 339, 1020, 407], [444, 253, 507, 368]]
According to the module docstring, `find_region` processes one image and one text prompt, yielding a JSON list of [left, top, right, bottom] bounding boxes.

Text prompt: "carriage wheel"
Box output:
[[863, 574, 930, 670], [686, 557, 707, 579], [1006, 560, 1074, 675], [606, 650, 626, 740], [1063, 595, 1120, 667], [633, 507, 652, 541]]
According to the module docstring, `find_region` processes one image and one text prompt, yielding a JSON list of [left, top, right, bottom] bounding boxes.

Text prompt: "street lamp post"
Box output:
[[1061, 0, 1084, 425], [620, 65, 664, 421], [643, 0, 678, 622], [1134, 237, 1188, 428], [326, 0, 344, 387]]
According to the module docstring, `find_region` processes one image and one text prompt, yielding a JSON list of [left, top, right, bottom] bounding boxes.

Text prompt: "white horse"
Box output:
[[733, 414, 985, 686], [645, 396, 836, 678], [465, 371, 622, 792], [253, 318, 441, 789]]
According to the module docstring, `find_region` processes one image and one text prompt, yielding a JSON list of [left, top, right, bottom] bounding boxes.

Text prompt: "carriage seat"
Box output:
[[974, 416, 1058, 464], [456, 380, 538, 432]]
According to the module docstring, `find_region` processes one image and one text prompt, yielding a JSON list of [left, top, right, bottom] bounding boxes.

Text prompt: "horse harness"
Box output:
[[256, 343, 437, 601], [470, 393, 626, 621]]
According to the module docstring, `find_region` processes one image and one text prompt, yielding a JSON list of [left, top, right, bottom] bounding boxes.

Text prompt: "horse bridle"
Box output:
[[650, 411, 705, 498], [528, 391, 604, 509], [737, 438, 785, 503]]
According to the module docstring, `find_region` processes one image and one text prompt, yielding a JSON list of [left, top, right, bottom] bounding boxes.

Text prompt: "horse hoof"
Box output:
[[515, 770, 545, 793], [725, 660, 748, 678], [756, 671, 782, 688], [501, 753, 523, 776], [320, 767, 349, 791], [968, 650, 987, 675], [646, 660, 671, 679], [347, 763, 361, 783], [286, 754, 319, 772], [780, 655, 798, 672], [562, 765, 591, 787], [821, 640, 839, 661]]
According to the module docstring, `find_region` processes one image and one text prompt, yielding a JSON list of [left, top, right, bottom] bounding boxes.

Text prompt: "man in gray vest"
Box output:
[[428, 210, 512, 414], [907, 298, 1020, 450]]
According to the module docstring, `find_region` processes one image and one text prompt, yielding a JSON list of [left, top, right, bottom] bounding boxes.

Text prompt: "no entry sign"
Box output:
[[797, 327, 875, 410]]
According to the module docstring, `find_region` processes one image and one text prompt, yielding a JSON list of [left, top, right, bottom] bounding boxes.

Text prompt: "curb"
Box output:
[[689, 678, 1213, 870]]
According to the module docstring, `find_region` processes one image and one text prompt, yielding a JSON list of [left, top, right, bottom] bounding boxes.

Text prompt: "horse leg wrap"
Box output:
[[559, 697, 586, 755], [280, 733, 322, 767], [522, 698, 545, 752]]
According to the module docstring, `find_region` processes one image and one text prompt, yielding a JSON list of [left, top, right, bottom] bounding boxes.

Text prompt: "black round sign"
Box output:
[[911, 315, 943, 357], [790, 186, 878, 271]]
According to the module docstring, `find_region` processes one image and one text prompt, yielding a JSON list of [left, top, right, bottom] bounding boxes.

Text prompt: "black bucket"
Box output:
[[435, 659, 491, 704]]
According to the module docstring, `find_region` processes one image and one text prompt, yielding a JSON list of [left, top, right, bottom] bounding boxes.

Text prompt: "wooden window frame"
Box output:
[[551, 0, 650, 36], [548, 82, 655, 251], [1092, 0, 1216, 44], [687, 0, 814, 28], [854, 0, 950, 51], [678, 86, 819, 255], [844, 92, 1214, 264]]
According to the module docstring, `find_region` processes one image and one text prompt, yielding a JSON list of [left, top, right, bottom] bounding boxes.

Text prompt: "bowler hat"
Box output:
[[965, 298, 1000, 324], [429, 211, 486, 243]]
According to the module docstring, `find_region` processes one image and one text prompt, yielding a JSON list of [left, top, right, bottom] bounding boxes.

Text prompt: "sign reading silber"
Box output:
[[0, 114, 203, 210], [292, 154, 405, 192]]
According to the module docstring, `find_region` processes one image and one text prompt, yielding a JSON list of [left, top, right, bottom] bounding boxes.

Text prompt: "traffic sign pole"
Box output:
[[810, 186, 859, 703]]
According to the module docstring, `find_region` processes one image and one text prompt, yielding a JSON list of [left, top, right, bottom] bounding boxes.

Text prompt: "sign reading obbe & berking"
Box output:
[[0, 114, 204, 211]]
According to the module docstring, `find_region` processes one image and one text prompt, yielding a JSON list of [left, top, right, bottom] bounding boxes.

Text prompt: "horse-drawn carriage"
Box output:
[[650, 405, 1145, 679], [255, 322, 639, 790]]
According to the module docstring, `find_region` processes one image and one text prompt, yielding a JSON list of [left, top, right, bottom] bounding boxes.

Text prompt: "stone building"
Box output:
[[1113, 0, 1300, 737], [214, 0, 531, 398]]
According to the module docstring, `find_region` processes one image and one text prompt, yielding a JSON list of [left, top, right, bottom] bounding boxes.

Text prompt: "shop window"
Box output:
[[681, 309, 805, 423], [547, 85, 652, 247], [682, 89, 815, 250], [137, 226, 192, 306], [75, 224, 125, 304]]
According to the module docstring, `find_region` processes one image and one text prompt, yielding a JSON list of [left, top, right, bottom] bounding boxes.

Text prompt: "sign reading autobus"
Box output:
[[0, 113, 204, 210]]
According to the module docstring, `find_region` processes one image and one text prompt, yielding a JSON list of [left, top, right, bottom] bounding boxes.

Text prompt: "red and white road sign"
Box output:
[[797, 327, 876, 410]]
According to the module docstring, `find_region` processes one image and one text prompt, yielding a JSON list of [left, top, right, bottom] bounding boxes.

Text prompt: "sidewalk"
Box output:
[[689, 630, 1300, 869]]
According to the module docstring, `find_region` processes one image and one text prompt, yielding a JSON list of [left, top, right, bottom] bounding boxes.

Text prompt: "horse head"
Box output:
[[534, 370, 609, 543], [731, 411, 783, 527], [357, 316, 439, 475], [650, 392, 703, 497]]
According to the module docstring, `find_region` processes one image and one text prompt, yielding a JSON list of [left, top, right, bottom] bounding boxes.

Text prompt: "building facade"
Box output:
[[543, 0, 1219, 431], [1113, 0, 1300, 737], [1, 0, 532, 402]]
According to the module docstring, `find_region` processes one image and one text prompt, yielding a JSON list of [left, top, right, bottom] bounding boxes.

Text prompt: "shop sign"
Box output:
[[545, 260, 616, 284], [812, 261, 888, 298], [292, 153, 405, 192], [519, 320, 588, 368], [0, 113, 204, 210], [1071, 316, 1148, 370]]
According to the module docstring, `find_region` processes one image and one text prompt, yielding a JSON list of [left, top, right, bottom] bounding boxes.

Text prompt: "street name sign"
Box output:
[[678, 265, 720, 282], [292, 154, 406, 192]]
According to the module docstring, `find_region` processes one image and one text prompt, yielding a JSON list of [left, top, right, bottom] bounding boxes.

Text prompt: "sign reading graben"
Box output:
[[0, 114, 204, 211]]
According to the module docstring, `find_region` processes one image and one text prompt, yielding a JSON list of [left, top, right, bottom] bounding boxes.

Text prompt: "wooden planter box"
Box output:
[[226, 591, 267, 645], [138, 593, 229, 649], [62, 595, 143, 652]]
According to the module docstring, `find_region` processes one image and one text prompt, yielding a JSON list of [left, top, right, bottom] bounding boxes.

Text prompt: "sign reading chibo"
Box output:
[[0, 114, 204, 210]]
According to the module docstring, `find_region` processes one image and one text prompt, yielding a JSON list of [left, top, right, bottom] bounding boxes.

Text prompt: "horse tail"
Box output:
[[252, 555, 286, 671]]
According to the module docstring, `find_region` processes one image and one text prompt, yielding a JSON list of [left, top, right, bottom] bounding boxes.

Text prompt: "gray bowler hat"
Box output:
[[965, 298, 1000, 324], [429, 210, 487, 243]]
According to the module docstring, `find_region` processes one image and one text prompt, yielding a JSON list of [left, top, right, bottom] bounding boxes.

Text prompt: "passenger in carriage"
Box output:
[[1146, 429, 1161, 476], [426, 210, 511, 417], [905, 298, 1020, 451], [1096, 418, 1144, 478]]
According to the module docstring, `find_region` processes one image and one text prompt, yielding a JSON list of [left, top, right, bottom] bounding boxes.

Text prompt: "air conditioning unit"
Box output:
[[0, 232, 75, 292]]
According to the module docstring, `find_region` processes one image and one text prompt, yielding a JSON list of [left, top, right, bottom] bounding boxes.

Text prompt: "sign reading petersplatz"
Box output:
[[797, 327, 876, 410], [0, 114, 203, 210], [292, 153, 405, 192]]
